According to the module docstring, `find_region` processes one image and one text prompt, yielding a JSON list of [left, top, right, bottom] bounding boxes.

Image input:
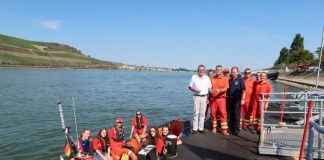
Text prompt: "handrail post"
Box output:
[[280, 88, 288, 123], [299, 100, 314, 160], [307, 122, 315, 160], [304, 93, 308, 126], [260, 94, 265, 146]]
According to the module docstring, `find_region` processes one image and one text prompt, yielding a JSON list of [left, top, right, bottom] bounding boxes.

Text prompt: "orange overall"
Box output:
[[240, 77, 255, 128], [210, 75, 229, 132], [252, 81, 272, 131]]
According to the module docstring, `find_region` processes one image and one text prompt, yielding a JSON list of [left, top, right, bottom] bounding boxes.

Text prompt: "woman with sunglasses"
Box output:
[[92, 128, 111, 160], [129, 110, 148, 147]]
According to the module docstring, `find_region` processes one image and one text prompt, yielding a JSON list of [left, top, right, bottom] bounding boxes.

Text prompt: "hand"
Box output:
[[163, 149, 168, 154], [215, 89, 220, 94], [105, 156, 112, 160], [241, 99, 245, 105]]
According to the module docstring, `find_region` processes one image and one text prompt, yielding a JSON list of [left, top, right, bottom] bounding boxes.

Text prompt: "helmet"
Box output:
[[223, 68, 229, 73], [116, 117, 123, 123]]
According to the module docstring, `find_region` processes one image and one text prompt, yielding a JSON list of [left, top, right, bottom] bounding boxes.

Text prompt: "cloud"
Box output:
[[38, 20, 62, 30]]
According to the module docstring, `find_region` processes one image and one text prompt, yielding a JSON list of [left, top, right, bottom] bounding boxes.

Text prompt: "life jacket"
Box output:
[[112, 125, 124, 142], [135, 117, 144, 129], [95, 136, 109, 153], [78, 137, 93, 155]]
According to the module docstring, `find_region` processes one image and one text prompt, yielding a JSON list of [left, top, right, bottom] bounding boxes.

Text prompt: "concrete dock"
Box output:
[[176, 129, 295, 160]]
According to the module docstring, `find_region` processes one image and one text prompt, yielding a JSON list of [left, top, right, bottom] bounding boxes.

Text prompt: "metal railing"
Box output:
[[258, 91, 324, 159]]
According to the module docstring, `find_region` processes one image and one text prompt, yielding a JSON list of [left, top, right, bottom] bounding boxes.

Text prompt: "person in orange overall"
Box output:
[[240, 68, 255, 129], [249, 71, 261, 125], [129, 110, 148, 147], [205, 69, 214, 121], [109, 117, 125, 157], [209, 65, 229, 135], [252, 72, 272, 132]]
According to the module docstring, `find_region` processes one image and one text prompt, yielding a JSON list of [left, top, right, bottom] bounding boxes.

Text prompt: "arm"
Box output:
[[141, 125, 147, 138], [129, 125, 134, 138], [189, 86, 200, 94]]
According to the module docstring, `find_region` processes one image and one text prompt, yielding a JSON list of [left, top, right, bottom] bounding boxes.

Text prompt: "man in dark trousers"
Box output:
[[228, 67, 245, 136]]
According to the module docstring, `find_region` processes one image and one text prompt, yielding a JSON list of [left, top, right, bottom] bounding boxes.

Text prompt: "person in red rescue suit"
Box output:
[[209, 65, 230, 135], [156, 126, 169, 158], [92, 128, 111, 160], [129, 110, 148, 147], [109, 117, 125, 154], [252, 72, 272, 132], [240, 68, 255, 129], [205, 69, 215, 121], [249, 71, 261, 125]]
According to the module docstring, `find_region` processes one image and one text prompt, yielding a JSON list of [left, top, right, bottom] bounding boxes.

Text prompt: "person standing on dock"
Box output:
[[241, 68, 255, 129], [249, 71, 261, 125], [189, 65, 212, 134], [205, 69, 215, 121], [253, 72, 272, 133], [228, 67, 246, 136], [209, 65, 229, 135]]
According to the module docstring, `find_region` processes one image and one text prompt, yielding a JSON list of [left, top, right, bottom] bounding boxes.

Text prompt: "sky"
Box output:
[[0, 0, 323, 70]]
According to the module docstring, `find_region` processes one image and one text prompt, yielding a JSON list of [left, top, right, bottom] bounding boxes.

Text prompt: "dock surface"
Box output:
[[176, 129, 294, 160]]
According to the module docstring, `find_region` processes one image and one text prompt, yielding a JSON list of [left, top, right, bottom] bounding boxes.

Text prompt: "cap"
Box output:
[[223, 68, 229, 73], [116, 117, 123, 123]]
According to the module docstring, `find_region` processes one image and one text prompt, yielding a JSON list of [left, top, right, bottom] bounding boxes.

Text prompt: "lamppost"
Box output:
[[315, 26, 324, 90]]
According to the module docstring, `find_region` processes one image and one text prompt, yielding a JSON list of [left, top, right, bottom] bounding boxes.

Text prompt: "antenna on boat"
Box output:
[[315, 25, 324, 90], [72, 97, 78, 139], [58, 102, 66, 129]]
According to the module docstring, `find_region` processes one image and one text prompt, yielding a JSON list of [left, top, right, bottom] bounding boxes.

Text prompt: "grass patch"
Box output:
[[0, 44, 33, 54], [0, 34, 38, 50], [49, 52, 88, 60], [33, 51, 50, 56], [0, 53, 69, 66]]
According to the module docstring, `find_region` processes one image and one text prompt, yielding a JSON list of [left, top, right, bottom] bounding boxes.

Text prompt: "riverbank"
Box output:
[[275, 71, 324, 90]]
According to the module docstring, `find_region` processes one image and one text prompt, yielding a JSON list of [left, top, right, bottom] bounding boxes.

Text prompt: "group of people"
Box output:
[[189, 65, 272, 136], [74, 110, 171, 160]]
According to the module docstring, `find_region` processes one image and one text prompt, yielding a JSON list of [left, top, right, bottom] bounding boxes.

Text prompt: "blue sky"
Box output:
[[0, 0, 323, 70]]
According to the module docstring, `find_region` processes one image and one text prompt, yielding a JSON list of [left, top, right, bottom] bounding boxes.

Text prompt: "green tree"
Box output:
[[274, 47, 289, 65], [290, 33, 304, 52], [289, 50, 314, 64]]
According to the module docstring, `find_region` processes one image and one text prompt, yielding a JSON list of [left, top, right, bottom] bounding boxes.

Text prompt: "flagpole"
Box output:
[[315, 26, 324, 90]]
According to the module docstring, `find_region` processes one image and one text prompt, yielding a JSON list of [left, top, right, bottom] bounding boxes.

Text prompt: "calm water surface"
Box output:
[[0, 69, 300, 160]]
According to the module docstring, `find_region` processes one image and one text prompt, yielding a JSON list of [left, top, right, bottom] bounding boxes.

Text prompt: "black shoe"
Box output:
[[198, 130, 205, 134], [192, 130, 197, 134]]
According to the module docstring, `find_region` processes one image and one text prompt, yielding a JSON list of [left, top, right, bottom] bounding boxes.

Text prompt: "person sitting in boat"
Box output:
[[76, 128, 94, 160], [129, 110, 148, 147], [156, 126, 169, 158], [109, 117, 125, 154], [92, 127, 111, 160], [144, 126, 159, 146]]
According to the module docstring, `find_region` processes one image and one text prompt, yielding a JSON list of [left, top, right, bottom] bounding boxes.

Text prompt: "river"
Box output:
[[0, 68, 301, 160]]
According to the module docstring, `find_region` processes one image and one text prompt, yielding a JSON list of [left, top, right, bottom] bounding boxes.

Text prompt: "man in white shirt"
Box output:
[[189, 65, 212, 134]]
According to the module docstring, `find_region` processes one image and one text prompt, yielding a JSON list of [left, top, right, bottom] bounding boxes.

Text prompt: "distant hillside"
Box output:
[[0, 34, 121, 69]]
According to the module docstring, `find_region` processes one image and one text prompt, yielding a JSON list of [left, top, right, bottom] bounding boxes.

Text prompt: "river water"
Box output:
[[0, 69, 301, 160]]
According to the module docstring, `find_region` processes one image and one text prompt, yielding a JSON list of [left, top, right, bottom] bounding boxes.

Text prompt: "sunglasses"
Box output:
[[244, 72, 251, 74], [136, 113, 141, 115]]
